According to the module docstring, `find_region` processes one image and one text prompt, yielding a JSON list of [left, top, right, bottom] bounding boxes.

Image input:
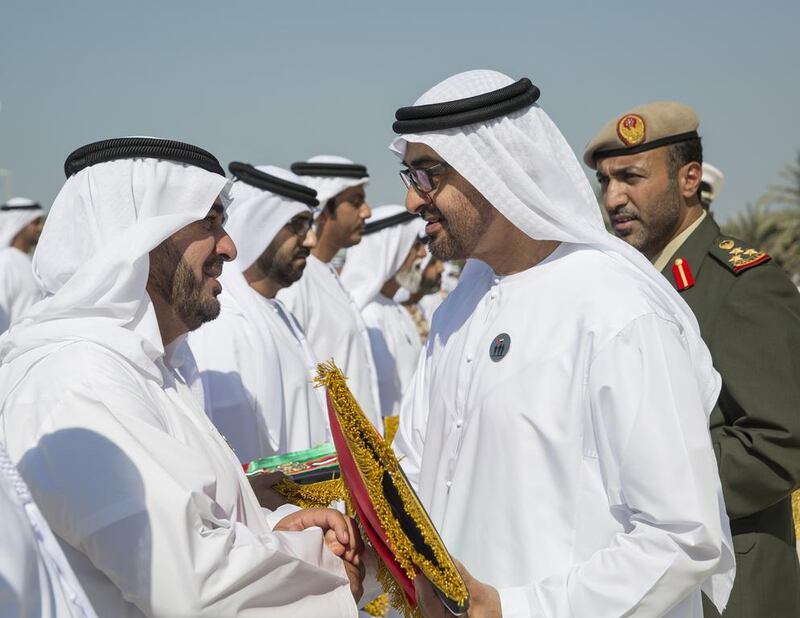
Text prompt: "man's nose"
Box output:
[[303, 228, 317, 249], [360, 202, 372, 220], [217, 229, 238, 262], [603, 181, 628, 212], [405, 186, 430, 215]]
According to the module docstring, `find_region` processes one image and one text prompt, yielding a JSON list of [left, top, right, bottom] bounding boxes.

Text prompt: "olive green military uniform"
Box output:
[[660, 214, 800, 617], [585, 101, 800, 616]]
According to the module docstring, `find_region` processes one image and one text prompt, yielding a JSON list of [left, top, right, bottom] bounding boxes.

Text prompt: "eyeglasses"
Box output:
[[399, 162, 450, 194], [287, 216, 313, 237]]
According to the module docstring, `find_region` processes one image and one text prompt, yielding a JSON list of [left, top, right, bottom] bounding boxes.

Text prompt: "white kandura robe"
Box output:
[[363, 294, 422, 418], [0, 339, 356, 618], [188, 285, 329, 464], [395, 243, 732, 618], [0, 247, 42, 332], [0, 443, 97, 618], [277, 254, 382, 432]]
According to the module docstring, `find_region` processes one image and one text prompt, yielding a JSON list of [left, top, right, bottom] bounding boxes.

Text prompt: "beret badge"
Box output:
[[616, 114, 646, 147]]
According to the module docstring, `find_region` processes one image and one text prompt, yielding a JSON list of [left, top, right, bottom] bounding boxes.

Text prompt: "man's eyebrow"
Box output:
[[403, 155, 441, 167], [605, 164, 647, 176]]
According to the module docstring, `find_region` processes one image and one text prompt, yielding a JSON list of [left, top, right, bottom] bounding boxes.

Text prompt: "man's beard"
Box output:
[[147, 239, 222, 332], [256, 240, 308, 290], [425, 187, 494, 262], [618, 180, 683, 258], [419, 273, 441, 295]]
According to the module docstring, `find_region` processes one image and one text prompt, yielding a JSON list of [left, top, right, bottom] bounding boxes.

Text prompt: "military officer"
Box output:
[[584, 102, 800, 617]]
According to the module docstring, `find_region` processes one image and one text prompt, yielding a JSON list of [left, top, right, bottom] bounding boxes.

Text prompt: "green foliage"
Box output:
[[723, 153, 800, 283]]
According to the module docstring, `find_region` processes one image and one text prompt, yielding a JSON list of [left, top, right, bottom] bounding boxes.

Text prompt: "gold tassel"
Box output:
[[383, 415, 401, 445], [362, 593, 391, 618], [374, 560, 420, 618], [273, 477, 347, 509], [314, 361, 468, 612]]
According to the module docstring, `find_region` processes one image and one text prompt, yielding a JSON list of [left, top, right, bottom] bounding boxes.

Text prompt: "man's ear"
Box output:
[[680, 161, 703, 200]]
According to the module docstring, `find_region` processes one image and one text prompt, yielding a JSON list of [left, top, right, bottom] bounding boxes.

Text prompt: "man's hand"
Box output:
[[274, 508, 366, 602], [248, 471, 289, 510], [414, 560, 502, 618], [343, 555, 366, 602], [274, 508, 364, 565], [415, 574, 448, 618]]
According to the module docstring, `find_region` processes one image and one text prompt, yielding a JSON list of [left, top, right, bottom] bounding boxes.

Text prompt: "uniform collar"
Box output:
[[652, 210, 707, 272], [659, 214, 721, 285]]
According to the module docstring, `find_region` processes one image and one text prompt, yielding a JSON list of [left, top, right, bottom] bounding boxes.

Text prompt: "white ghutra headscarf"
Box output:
[[390, 70, 720, 404], [0, 197, 44, 248], [340, 205, 425, 310], [224, 166, 312, 273], [294, 155, 369, 208], [0, 157, 229, 383], [390, 69, 734, 611]]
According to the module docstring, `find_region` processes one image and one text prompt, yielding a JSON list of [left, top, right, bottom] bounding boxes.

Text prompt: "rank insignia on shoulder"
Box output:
[[710, 237, 771, 274], [672, 257, 695, 291]]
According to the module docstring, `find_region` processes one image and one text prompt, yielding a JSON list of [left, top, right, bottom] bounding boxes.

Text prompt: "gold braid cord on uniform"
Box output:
[[793, 490, 800, 541], [314, 361, 469, 617]]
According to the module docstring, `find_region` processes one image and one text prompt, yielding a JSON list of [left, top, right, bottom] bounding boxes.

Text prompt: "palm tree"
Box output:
[[723, 152, 800, 283], [723, 203, 782, 248], [761, 154, 800, 279], [763, 152, 800, 209]]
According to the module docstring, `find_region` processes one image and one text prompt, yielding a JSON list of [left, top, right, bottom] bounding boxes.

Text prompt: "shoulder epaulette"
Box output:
[[709, 236, 771, 275]]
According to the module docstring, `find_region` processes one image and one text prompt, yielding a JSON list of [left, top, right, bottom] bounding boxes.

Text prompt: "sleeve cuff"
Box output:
[[264, 503, 302, 529], [499, 585, 532, 618]]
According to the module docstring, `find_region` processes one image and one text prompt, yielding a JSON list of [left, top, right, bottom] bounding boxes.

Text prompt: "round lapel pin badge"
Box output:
[[489, 333, 510, 362]]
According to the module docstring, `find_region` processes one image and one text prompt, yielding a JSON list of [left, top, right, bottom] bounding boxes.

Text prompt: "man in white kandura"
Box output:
[[416, 259, 458, 326], [340, 205, 426, 418], [400, 254, 446, 341], [390, 71, 735, 617], [278, 156, 382, 431], [0, 138, 363, 617], [1, 442, 97, 617], [188, 162, 329, 463], [0, 196, 44, 332]]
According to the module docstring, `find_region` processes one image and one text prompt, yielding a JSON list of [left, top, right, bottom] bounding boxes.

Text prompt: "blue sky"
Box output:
[[1, 0, 798, 221]]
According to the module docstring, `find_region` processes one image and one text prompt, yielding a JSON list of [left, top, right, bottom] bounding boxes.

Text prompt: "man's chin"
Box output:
[[180, 300, 221, 333], [286, 268, 305, 285], [614, 229, 647, 252], [269, 266, 304, 291], [428, 234, 463, 262]]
